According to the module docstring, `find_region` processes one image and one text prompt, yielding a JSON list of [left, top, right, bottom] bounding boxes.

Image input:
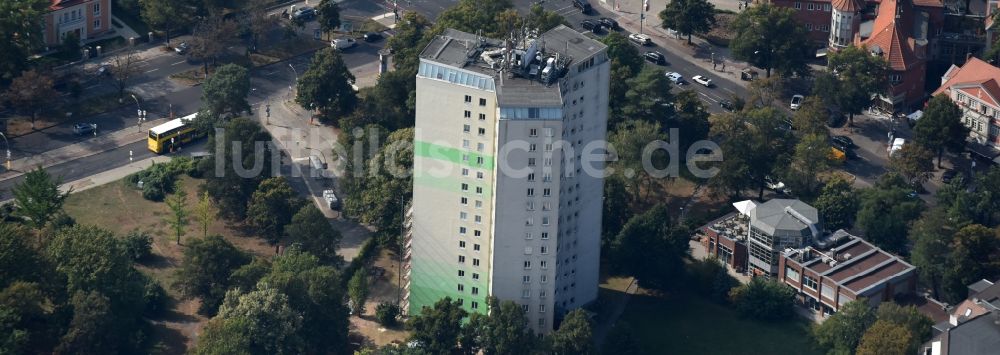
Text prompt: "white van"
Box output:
[[888, 138, 905, 157]]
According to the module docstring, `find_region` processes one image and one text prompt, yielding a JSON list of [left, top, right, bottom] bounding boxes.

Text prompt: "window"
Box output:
[[474, 244, 480, 251], [459, 241, 466, 248], [474, 230, 481, 237], [458, 284, 464, 292], [460, 212, 468, 220], [463, 124, 471, 133], [476, 157, 484, 165], [461, 183, 469, 191], [524, 261, 532, 269], [543, 188, 551, 196], [464, 110, 471, 118], [528, 173, 535, 182], [465, 95, 472, 103], [785, 266, 801, 283], [472, 273, 480, 280], [459, 270, 465, 277], [478, 113, 486, 121], [523, 275, 531, 283], [527, 200, 535, 210], [541, 274, 548, 282], [526, 217, 534, 226], [545, 128, 554, 137], [93, 19, 101, 30], [527, 188, 535, 197], [476, 171, 484, 179], [525, 247, 533, 254], [459, 255, 466, 263], [459, 227, 467, 234], [472, 287, 479, 295], [539, 305, 546, 313], [889, 74, 902, 84], [824, 3, 831, 10], [477, 142, 484, 152], [462, 154, 469, 162], [528, 158, 536, 166], [540, 246, 548, 254], [479, 98, 487, 106], [473, 258, 480, 266], [462, 168, 469, 177], [522, 289, 531, 298], [541, 232, 549, 239], [472, 301, 479, 309], [522, 304, 529, 312], [462, 140, 470, 149], [529, 144, 537, 152], [806, 23, 813, 31], [542, 202, 551, 211], [803, 275, 818, 290], [538, 318, 545, 327], [543, 173, 552, 182], [478, 128, 486, 136], [529, 128, 538, 137], [474, 215, 482, 224], [807, 3, 814, 10], [94, 2, 101, 15], [476, 186, 483, 194], [475, 200, 483, 208], [794, 2, 801, 9], [542, 217, 550, 226], [525, 232, 533, 240], [540, 289, 546, 298]]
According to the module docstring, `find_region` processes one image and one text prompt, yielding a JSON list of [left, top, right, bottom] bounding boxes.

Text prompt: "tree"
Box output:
[[375, 302, 401, 327], [0, 281, 55, 354], [621, 67, 673, 127], [342, 128, 414, 238], [820, 46, 889, 126], [407, 298, 467, 355], [196, 287, 305, 355], [285, 204, 343, 266], [164, 182, 189, 245], [385, 11, 432, 74], [943, 224, 1000, 302], [202, 63, 251, 117], [550, 309, 593, 355], [913, 94, 969, 168], [855, 173, 925, 253], [909, 208, 955, 300], [686, 258, 738, 303], [728, 277, 795, 321], [792, 96, 830, 136], [602, 175, 632, 247], [107, 50, 141, 99], [889, 144, 935, 186], [608, 120, 668, 205], [782, 133, 832, 199], [196, 191, 213, 238], [0, 225, 48, 289], [813, 299, 876, 354], [855, 320, 911, 355], [747, 75, 785, 108], [189, 16, 238, 75], [462, 298, 535, 355], [3, 70, 57, 129], [316, 0, 342, 37], [173, 235, 251, 315], [348, 268, 369, 316], [0, 0, 49, 83], [525, 4, 566, 32], [296, 48, 357, 124], [601, 32, 644, 121], [432, 0, 514, 38], [139, 0, 197, 45], [203, 118, 274, 220], [12, 167, 69, 231], [244, 0, 278, 51], [609, 204, 690, 290], [813, 176, 858, 231], [709, 107, 794, 199], [730, 4, 811, 77], [122, 230, 153, 262], [670, 89, 712, 153], [246, 177, 302, 253], [56, 291, 116, 355], [659, 0, 716, 45], [602, 322, 642, 355], [875, 302, 933, 353]]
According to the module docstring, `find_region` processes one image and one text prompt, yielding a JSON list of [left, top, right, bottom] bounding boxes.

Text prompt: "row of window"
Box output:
[[462, 110, 487, 121], [524, 232, 551, 240], [520, 304, 547, 314], [456, 284, 481, 295], [457, 240, 481, 251], [805, 23, 830, 32], [526, 188, 553, 197], [457, 227, 482, 237], [456, 255, 481, 266], [463, 95, 488, 106], [524, 245, 549, 254], [525, 200, 552, 211], [523, 260, 550, 270], [460, 140, 485, 152], [457, 211, 483, 224], [454, 298, 480, 309], [793, 2, 831, 11]]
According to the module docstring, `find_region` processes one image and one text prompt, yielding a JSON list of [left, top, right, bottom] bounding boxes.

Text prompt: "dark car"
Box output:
[[363, 32, 383, 42], [580, 20, 602, 33], [599, 18, 619, 30], [719, 100, 736, 112], [573, 0, 593, 14], [643, 51, 665, 65], [831, 135, 854, 148], [942, 169, 958, 183], [73, 123, 96, 135], [293, 7, 316, 21], [174, 42, 190, 55]]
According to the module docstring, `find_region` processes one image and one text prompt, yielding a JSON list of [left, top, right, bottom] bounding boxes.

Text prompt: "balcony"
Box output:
[[938, 32, 986, 45]]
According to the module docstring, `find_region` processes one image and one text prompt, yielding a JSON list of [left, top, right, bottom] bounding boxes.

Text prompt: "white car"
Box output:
[[692, 75, 712, 87], [322, 189, 340, 210], [790, 94, 804, 110], [331, 37, 357, 50], [665, 72, 684, 84], [628, 33, 652, 46]]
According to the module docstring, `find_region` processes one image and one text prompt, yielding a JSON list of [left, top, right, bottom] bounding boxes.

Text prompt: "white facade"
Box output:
[[830, 9, 857, 49], [406, 26, 609, 333]]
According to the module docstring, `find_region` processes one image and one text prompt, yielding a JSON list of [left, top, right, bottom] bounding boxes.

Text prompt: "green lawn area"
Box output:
[[621, 291, 824, 355]]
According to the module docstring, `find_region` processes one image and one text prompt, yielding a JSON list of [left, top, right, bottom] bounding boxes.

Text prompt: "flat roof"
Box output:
[[783, 230, 915, 296], [750, 199, 819, 236]]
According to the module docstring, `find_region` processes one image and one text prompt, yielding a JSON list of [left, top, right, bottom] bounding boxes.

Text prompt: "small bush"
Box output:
[[142, 276, 169, 317], [122, 230, 153, 262], [375, 302, 400, 327], [729, 277, 796, 321], [126, 157, 196, 201]]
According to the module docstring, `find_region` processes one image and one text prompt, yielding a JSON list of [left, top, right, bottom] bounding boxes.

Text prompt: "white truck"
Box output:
[[888, 138, 905, 157]]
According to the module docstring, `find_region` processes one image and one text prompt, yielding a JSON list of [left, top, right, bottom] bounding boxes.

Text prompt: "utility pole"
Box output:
[[397, 194, 404, 306], [640, 0, 649, 34]]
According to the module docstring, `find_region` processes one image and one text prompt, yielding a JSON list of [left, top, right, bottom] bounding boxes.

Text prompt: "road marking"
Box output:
[[145, 68, 159, 73], [698, 92, 719, 103], [171, 60, 185, 66], [723, 87, 736, 95], [84, 84, 99, 90]]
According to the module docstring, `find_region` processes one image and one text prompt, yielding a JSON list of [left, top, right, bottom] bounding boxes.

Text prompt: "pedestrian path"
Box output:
[[60, 155, 172, 195]]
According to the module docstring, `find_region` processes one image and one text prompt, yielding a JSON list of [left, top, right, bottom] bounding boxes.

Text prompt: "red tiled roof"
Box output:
[[832, 0, 865, 11], [49, 0, 88, 11], [912, 0, 943, 7], [859, 0, 924, 71], [932, 57, 1000, 107]]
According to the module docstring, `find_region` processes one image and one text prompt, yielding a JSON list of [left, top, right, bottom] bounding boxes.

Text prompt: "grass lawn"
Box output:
[[619, 290, 823, 355]]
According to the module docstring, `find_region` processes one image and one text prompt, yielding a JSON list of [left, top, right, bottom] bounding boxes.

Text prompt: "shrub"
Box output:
[[126, 157, 196, 201], [142, 276, 168, 317], [686, 258, 738, 304], [375, 302, 400, 327], [729, 277, 796, 321], [122, 230, 153, 261]]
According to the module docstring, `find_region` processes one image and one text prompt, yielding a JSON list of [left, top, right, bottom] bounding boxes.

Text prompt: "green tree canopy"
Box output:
[[601, 32, 644, 121], [813, 176, 858, 231], [246, 177, 303, 251], [819, 46, 889, 125], [348, 268, 369, 315], [608, 120, 669, 206], [139, 0, 197, 45], [782, 133, 833, 199], [172, 235, 251, 315], [525, 4, 567, 32], [550, 309, 594, 355], [203, 118, 274, 220], [609, 204, 690, 290], [316, 0, 342, 34], [709, 107, 794, 199], [855, 320, 911, 355], [730, 4, 811, 77], [888, 144, 935, 186], [296, 48, 358, 125], [462, 298, 536, 355], [4, 70, 57, 128], [285, 204, 343, 266], [432, 0, 514, 38], [943, 224, 1000, 302], [813, 299, 876, 354], [792, 96, 831, 136], [875, 302, 933, 353], [728, 277, 795, 321], [659, 0, 717, 45], [407, 297, 467, 354], [13, 167, 69, 231], [196, 287, 305, 354], [202, 63, 251, 117], [909, 208, 956, 300], [855, 174, 925, 253], [913, 94, 969, 167], [0, 0, 49, 83]]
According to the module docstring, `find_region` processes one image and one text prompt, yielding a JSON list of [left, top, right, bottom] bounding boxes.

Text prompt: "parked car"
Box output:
[[599, 18, 619, 30], [831, 135, 854, 148], [322, 189, 340, 210], [643, 51, 666, 65], [692, 75, 712, 87], [363, 32, 383, 42], [719, 100, 736, 112], [666, 28, 680, 38], [96, 62, 111, 76], [331, 37, 357, 50], [628, 33, 652, 46], [580, 20, 602, 33], [888, 138, 905, 156], [764, 176, 790, 194], [73, 123, 96, 135], [573, 0, 593, 14], [665, 71, 685, 84], [293, 7, 316, 21], [174, 42, 190, 55], [790, 94, 804, 110], [942, 169, 958, 183]]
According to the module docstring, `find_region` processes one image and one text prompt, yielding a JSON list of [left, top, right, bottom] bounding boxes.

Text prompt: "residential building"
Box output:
[[42, 0, 112, 48], [778, 230, 917, 315], [931, 56, 1000, 148], [923, 279, 1000, 355], [935, 0, 990, 65], [698, 212, 749, 273], [829, 0, 866, 50], [404, 25, 609, 333], [769, 0, 836, 43], [747, 199, 820, 276], [856, 0, 931, 112]]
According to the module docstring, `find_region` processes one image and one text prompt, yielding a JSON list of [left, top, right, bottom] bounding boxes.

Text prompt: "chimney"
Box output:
[[949, 314, 959, 326], [967, 52, 973, 65]]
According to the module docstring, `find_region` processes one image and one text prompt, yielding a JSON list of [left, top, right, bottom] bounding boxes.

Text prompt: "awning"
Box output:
[[815, 48, 828, 58], [732, 200, 757, 216], [907, 110, 923, 121]]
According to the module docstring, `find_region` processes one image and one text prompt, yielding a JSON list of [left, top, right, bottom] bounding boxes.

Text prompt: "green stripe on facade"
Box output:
[[414, 140, 495, 168], [409, 257, 489, 315]]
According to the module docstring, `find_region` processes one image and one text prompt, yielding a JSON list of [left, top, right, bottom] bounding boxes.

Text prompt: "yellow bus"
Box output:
[[147, 113, 200, 153]]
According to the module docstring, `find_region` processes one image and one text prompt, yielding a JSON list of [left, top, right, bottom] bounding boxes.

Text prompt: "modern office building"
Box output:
[[403, 25, 609, 333], [747, 199, 821, 275]]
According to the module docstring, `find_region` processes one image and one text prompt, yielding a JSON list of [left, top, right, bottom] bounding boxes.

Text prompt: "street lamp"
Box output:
[[131, 94, 146, 129], [0, 132, 10, 170]]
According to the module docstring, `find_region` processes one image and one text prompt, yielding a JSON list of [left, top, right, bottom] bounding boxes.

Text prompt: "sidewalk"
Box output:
[[597, 0, 753, 88], [0, 117, 168, 182], [60, 155, 172, 195]]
